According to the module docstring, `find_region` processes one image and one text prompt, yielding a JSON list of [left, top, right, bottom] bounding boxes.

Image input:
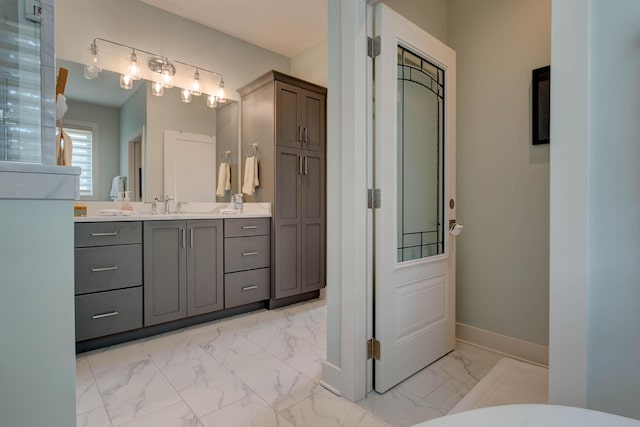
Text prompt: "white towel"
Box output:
[[225, 163, 231, 191], [55, 128, 72, 166], [242, 156, 259, 195], [110, 176, 126, 200], [216, 163, 227, 197]]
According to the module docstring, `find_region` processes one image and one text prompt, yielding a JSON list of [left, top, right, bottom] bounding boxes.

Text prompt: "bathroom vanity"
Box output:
[[73, 206, 313, 352]]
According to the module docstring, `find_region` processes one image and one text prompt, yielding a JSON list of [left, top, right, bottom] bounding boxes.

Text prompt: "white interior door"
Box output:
[[164, 130, 216, 202], [373, 3, 457, 393]]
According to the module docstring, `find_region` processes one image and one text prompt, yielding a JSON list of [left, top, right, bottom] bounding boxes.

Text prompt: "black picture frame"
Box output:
[[532, 65, 550, 145]]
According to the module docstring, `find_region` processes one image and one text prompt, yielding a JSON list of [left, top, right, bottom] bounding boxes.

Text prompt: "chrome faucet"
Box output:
[[152, 196, 163, 215], [164, 195, 174, 214]]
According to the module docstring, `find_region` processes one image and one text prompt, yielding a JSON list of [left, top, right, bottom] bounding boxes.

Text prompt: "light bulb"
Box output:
[[129, 51, 140, 80], [191, 70, 201, 96], [84, 64, 99, 80], [217, 78, 226, 103], [206, 94, 217, 108], [120, 74, 133, 90], [84, 42, 101, 79], [181, 88, 192, 103], [152, 81, 164, 96], [161, 59, 174, 88]]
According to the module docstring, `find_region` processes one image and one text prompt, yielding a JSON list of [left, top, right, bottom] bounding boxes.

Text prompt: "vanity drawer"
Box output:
[[225, 268, 270, 308], [75, 287, 142, 341], [75, 222, 142, 248], [224, 218, 271, 238], [75, 244, 142, 295], [224, 235, 270, 273]]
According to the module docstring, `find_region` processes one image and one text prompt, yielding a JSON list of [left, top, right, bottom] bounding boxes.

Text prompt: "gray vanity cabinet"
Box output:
[[74, 222, 143, 341], [300, 150, 325, 293], [144, 219, 223, 326]]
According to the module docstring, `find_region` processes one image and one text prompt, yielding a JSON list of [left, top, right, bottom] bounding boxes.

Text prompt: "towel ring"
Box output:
[[246, 143, 258, 158], [222, 150, 231, 163]]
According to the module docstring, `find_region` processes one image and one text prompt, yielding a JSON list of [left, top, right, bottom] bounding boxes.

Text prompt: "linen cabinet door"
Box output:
[[187, 219, 224, 316], [143, 221, 187, 326], [301, 90, 325, 153], [274, 146, 302, 298], [275, 81, 303, 148], [301, 151, 325, 292]]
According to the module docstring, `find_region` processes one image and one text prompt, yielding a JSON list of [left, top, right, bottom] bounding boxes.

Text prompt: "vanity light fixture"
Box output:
[[191, 69, 202, 96], [206, 94, 217, 108], [83, 42, 101, 80], [151, 81, 164, 96], [120, 74, 133, 90], [181, 88, 192, 103], [128, 50, 141, 80], [84, 38, 225, 106]]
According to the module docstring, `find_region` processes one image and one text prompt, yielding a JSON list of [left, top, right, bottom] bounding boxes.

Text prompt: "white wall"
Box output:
[[448, 0, 551, 347], [291, 41, 328, 87], [0, 199, 76, 427], [65, 99, 120, 200], [550, 0, 640, 419]]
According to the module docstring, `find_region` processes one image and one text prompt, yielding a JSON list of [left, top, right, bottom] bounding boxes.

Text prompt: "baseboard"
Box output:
[[320, 360, 342, 396], [456, 323, 549, 367]]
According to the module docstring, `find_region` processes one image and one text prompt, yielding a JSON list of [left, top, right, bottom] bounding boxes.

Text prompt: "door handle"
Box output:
[[91, 266, 118, 273], [92, 311, 119, 320], [242, 285, 259, 291], [242, 251, 258, 256], [190, 228, 194, 248], [181, 228, 186, 248], [299, 155, 303, 175], [91, 232, 118, 237], [241, 225, 258, 230], [304, 156, 308, 175]]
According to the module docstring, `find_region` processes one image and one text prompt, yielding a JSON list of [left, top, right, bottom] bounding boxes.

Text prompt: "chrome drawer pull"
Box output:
[[242, 285, 259, 291], [91, 266, 118, 272], [241, 225, 258, 230], [91, 232, 118, 237], [242, 251, 258, 256], [92, 311, 119, 320]]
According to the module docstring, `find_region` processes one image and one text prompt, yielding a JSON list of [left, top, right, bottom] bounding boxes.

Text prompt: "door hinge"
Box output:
[[368, 189, 381, 209], [367, 338, 381, 360], [367, 36, 381, 58]]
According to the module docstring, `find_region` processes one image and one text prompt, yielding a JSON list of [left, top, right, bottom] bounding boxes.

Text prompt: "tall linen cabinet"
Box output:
[[238, 71, 326, 305]]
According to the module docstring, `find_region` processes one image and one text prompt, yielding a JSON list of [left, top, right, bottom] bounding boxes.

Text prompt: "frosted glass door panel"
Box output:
[[397, 46, 444, 262]]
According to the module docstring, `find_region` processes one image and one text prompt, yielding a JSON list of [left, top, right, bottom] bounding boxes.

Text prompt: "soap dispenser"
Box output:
[[121, 191, 133, 211]]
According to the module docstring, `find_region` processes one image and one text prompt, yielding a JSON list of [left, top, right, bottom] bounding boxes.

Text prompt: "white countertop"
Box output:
[[74, 201, 271, 222], [411, 404, 640, 427]]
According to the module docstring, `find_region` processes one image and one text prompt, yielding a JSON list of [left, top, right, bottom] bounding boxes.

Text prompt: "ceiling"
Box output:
[[139, 0, 328, 58]]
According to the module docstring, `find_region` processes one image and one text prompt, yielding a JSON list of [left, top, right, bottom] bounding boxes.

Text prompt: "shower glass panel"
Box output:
[[397, 46, 444, 262]]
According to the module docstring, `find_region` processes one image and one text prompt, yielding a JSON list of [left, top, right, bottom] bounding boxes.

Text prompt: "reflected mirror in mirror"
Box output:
[[57, 59, 238, 203]]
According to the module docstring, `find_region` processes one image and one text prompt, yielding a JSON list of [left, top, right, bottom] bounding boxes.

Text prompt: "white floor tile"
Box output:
[[94, 358, 182, 425], [358, 387, 446, 427], [199, 394, 294, 427], [141, 331, 210, 369], [116, 402, 202, 427], [282, 387, 390, 427], [161, 355, 254, 417], [77, 406, 112, 427], [86, 341, 149, 375], [424, 378, 472, 412], [77, 375, 105, 415]]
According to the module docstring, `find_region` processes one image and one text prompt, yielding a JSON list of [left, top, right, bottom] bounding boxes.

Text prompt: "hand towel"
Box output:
[[225, 162, 231, 191], [242, 156, 259, 195], [55, 128, 73, 166], [110, 176, 126, 200], [216, 162, 227, 197]]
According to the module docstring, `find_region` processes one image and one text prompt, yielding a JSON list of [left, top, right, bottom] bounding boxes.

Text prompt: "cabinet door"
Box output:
[[275, 81, 303, 148], [274, 146, 302, 298], [301, 90, 326, 152], [187, 220, 224, 317], [144, 221, 187, 326], [301, 151, 326, 292]]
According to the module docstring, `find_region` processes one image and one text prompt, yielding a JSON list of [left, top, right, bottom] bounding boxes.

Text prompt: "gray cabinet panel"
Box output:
[[302, 90, 326, 152], [75, 244, 142, 295], [224, 217, 271, 238], [144, 221, 187, 326], [225, 268, 270, 309], [75, 287, 142, 341], [277, 147, 302, 220], [75, 222, 142, 247], [187, 220, 224, 316], [224, 235, 271, 273], [276, 81, 302, 148], [301, 151, 325, 292], [274, 223, 301, 298]]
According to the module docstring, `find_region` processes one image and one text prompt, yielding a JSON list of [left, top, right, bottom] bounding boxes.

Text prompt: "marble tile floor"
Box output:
[[76, 298, 502, 427]]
